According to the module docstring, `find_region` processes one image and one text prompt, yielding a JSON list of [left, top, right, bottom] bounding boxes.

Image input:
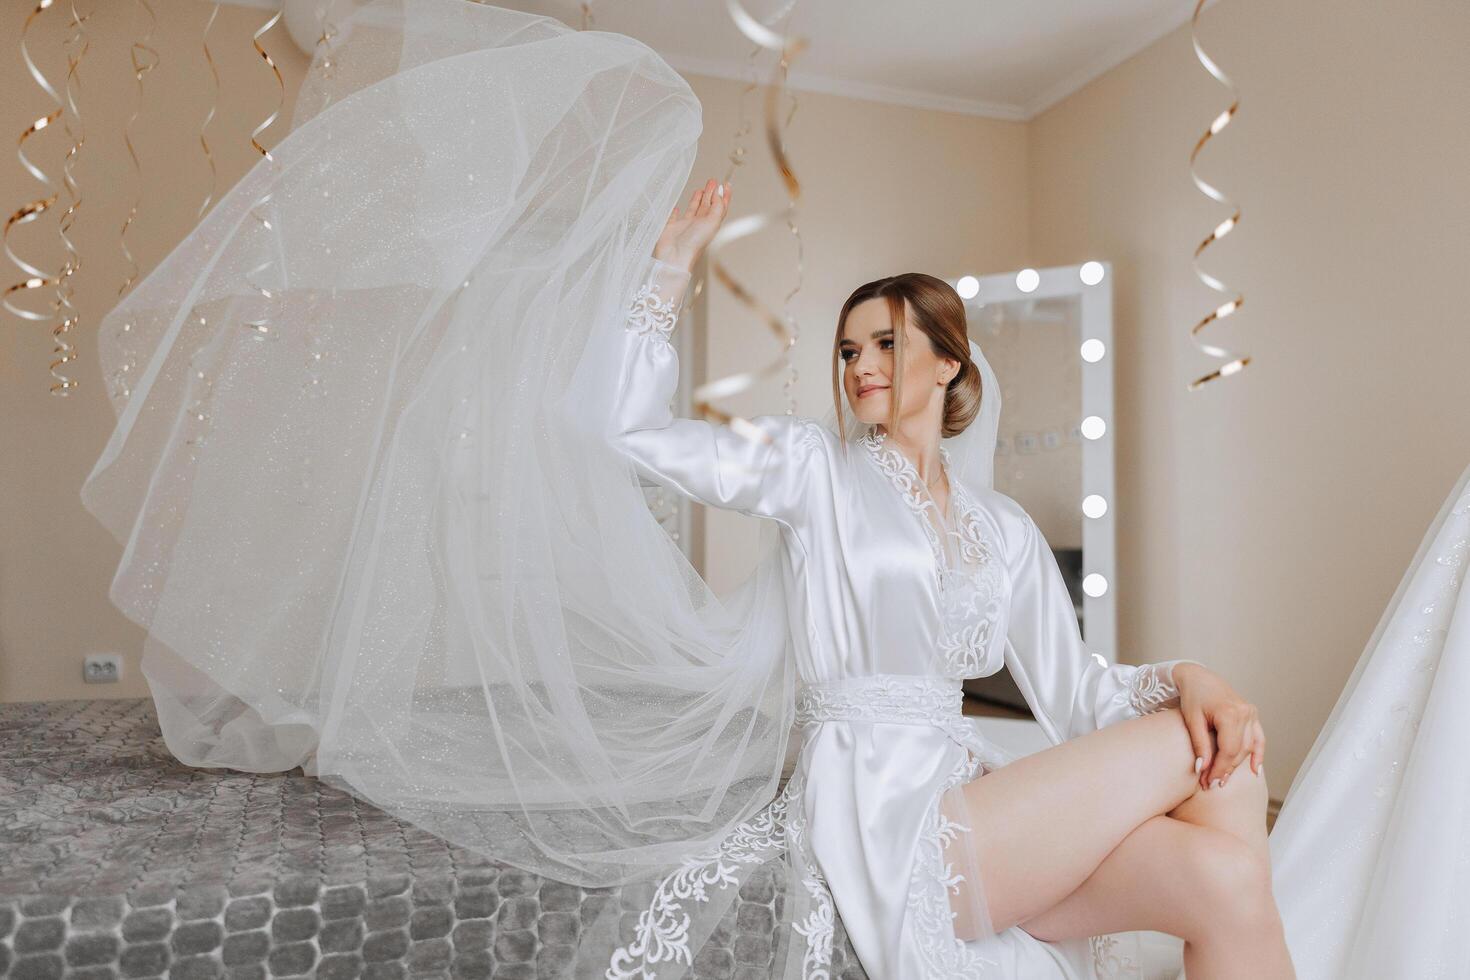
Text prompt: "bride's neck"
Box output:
[[875, 424, 944, 487]]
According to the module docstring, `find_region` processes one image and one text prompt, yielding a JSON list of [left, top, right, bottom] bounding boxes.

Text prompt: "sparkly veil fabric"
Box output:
[[1267, 461, 1470, 979], [80, 0, 802, 921]]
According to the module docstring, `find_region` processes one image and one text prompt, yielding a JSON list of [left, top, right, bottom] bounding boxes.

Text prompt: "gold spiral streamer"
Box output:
[[241, 7, 286, 340], [294, 5, 342, 507], [116, 0, 159, 300], [49, 1, 93, 396], [769, 16, 805, 416], [313, 8, 340, 80], [249, 8, 285, 161], [3, 0, 65, 325], [720, 47, 758, 193], [183, 7, 286, 458], [694, 0, 809, 446], [196, 4, 223, 221], [1185, 0, 1247, 391]]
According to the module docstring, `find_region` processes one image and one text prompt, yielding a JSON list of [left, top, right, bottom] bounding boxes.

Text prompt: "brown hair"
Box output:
[[831, 272, 982, 444]]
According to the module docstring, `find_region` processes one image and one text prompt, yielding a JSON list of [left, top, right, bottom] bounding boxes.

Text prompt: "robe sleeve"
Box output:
[[1001, 502, 1203, 742], [607, 257, 821, 525]]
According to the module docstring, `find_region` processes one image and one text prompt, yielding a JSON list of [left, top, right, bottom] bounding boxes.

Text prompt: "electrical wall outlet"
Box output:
[[84, 653, 123, 684]]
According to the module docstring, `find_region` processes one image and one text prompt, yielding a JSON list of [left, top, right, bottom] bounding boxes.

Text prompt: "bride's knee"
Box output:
[[1177, 829, 1277, 937]]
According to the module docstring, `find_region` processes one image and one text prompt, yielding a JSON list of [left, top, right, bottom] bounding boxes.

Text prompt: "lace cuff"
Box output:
[[626, 258, 691, 343], [1126, 659, 1200, 715]]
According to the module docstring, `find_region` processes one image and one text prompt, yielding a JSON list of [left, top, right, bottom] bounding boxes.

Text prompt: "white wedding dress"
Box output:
[[1265, 459, 1470, 979], [76, 0, 1470, 976]]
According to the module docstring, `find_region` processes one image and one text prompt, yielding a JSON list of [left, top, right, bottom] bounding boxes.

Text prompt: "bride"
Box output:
[[595, 175, 1295, 979], [89, 2, 1468, 978]]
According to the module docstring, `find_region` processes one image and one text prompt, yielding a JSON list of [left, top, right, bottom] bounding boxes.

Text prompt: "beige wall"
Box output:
[[1, 0, 313, 704], [4, 0, 1466, 796], [0, 4, 1026, 706], [1027, 0, 1470, 790]]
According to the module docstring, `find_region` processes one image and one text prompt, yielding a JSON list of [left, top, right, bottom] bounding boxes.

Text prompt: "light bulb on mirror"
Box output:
[[1080, 415, 1106, 440], [1015, 268, 1040, 293], [1082, 494, 1108, 518], [1080, 338, 1106, 363], [1079, 261, 1105, 286], [956, 275, 980, 299], [1083, 573, 1108, 598]]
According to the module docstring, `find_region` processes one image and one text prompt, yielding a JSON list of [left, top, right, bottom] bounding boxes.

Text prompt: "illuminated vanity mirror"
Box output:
[[953, 262, 1117, 715]]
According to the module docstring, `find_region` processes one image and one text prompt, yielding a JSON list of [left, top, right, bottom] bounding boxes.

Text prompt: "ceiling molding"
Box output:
[[661, 53, 1030, 121], [668, 0, 1224, 124]]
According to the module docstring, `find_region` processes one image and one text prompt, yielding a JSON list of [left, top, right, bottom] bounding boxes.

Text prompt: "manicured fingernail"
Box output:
[[716, 183, 725, 197], [1194, 757, 1203, 773], [1211, 778, 1222, 790]]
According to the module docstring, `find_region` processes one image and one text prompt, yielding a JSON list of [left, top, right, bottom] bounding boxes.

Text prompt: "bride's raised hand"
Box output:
[[653, 177, 731, 273]]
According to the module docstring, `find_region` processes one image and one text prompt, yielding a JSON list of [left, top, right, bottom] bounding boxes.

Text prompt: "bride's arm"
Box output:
[[607, 255, 822, 525], [999, 500, 1204, 741], [999, 500, 1265, 788]]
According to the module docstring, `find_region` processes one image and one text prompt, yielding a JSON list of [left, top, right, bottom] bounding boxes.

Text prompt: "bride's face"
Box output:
[[839, 297, 951, 432]]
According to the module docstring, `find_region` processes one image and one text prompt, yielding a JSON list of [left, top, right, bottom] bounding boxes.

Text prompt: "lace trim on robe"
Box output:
[[605, 774, 838, 980], [605, 779, 798, 979], [858, 429, 1005, 678], [909, 750, 1002, 978], [784, 804, 837, 979], [627, 280, 680, 342], [1089, 932, 1145, 978], [1127, 660, 1184, 716]]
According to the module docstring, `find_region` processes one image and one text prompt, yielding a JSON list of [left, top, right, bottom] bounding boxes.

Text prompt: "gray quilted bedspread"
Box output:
[[0, 699, 869, 979]]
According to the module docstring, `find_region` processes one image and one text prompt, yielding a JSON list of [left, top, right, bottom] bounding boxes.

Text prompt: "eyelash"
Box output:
[[840, 338, 893, 362]]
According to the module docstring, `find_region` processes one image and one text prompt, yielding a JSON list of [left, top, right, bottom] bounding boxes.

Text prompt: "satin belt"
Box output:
[[795, 673, 1018, 773]]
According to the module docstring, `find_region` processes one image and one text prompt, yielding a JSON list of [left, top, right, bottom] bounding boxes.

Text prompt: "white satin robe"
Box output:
[[604, 258, 1192, 980]]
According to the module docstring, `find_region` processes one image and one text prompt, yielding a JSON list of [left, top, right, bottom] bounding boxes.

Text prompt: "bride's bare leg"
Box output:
[[1014, 813, 1294, 979], [946, 708, 1293, 979]]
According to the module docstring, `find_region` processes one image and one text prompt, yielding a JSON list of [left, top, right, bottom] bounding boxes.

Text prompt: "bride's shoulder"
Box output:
[[956, 483, 1035, 552]]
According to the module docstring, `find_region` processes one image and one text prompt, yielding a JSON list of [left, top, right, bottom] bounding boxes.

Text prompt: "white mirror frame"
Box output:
[[952, 261, 1118, 661]]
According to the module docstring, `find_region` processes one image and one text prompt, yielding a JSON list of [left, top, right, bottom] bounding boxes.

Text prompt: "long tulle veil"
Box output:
[[79, 0, 1018, 974], [81, 0, 801, 895]]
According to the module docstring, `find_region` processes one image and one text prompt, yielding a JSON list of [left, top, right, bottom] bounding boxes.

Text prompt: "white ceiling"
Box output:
[[503, 0, 1222, 120]]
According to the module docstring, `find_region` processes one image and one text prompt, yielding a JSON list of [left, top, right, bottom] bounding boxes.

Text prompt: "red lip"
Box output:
[[857, 385, 888, 397]]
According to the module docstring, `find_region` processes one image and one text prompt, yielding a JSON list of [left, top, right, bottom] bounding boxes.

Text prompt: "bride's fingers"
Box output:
[[1220, 715, 1257, 786], [1207, 713, 1248, 787]]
